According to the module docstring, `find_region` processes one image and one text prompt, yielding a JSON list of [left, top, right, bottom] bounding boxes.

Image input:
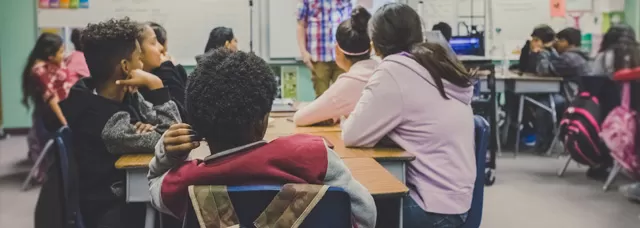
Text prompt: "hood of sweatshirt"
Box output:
[[382, 54, 474, 105], [338, 59, 379, 82]]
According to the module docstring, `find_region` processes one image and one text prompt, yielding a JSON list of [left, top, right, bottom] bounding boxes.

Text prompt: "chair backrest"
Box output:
[[463, 115, 489, 228], [183, 185, 351, 228], [54, 127, 85, 228]]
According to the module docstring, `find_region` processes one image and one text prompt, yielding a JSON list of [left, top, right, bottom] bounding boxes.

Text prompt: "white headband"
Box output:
[[337, 44, 370, 56]]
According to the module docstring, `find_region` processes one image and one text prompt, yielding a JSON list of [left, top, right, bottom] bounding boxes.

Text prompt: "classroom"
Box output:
[[1, 0, 640, 227]]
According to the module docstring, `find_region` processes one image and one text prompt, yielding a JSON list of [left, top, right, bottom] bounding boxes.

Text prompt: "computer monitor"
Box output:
[[450, 36, 483, 56], [424, 31, 457, 60]]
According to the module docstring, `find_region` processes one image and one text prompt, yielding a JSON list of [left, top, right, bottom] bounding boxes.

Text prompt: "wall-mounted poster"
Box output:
[[280, 66, 298, 99], [39, 0, 87, 9], [79, 0, 89, 8], [602, 11, 625, 32]]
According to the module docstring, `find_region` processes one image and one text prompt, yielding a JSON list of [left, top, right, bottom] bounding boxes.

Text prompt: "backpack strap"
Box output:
[[254, 184, 330, 228], [622, 82, 631, 109], [188, 185, 240, 228]]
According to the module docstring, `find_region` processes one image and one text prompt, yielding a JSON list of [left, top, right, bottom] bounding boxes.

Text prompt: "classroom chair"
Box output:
[[182, 185, 352, 228], [22, 138, 55, 191], [33, 127, 85, 228], [462, 115, 490, 228]]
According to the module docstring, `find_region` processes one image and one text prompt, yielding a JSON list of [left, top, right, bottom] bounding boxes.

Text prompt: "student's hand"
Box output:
[[163, 123, 201, 155], [301, 51, 314, 70], [116, 69, 163, 90], [134, 122, 156, 134]]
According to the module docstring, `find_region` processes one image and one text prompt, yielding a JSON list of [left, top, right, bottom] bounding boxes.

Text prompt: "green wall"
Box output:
[[0, 0, 36, 128], [1, 1, 639, 129]]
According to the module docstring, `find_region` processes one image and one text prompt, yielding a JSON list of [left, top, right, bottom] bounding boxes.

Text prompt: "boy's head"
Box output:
[[83, 17, 143, 86], [555, 27, 581, 53], [432, 22, 452, 42], [530, 25, 556, 48], [186, 49, 277, 151]]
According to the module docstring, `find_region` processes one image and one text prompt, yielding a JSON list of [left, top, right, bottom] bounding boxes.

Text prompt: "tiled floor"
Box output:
[[1, 135, 640, 227]]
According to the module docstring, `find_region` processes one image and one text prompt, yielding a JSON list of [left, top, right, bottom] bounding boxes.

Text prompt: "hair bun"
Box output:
[[351, 6, 371, 33]]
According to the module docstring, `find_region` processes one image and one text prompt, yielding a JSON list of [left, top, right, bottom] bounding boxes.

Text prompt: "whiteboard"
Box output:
[[37, 0, 258, 66], [267, 0, 392, 60], [566, 0, 593, 12], [267, 0, 300, 59]]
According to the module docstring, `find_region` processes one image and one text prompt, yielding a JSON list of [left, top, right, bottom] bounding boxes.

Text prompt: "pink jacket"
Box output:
[[65, 51, 90, 79], [293, 59, 378, 126], [342, 54, 476, 214]]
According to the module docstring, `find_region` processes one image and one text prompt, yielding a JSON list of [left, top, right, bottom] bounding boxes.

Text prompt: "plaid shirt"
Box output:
[[297, 0, 352, 62]]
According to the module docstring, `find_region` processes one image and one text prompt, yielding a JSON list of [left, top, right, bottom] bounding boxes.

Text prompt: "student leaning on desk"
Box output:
[[147, 49, 377, 228]]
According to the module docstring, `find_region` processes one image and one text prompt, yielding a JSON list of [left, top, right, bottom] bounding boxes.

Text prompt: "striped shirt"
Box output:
[[297, 0, 352, 62]]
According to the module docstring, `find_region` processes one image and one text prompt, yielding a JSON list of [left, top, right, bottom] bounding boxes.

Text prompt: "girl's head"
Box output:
[[530, 25, 556, 47], [335, 6, 372, 71], [148, 22, 168, 52], [369, 3, 471, 99], [83, 18, 143, 86], [600, 24, 640, 70], [21, 33, 64, 107], [204, 27, 237, 53], [600, 24, 636, 52], [137, 24, 165, 72], [71, 28, 84, 52]]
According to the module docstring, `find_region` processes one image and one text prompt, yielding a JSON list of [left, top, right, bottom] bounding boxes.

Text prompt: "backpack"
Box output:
[[600, 82, 640, 177], [558, 92, 610, 166]]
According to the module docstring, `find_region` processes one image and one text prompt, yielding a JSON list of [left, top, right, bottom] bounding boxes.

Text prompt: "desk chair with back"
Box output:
[[183, 185, 352, 228], [462, 115, 490, 228], [34, 127, 85, 228]]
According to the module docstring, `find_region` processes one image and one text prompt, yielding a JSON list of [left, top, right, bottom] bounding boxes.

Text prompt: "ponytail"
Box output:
[[408, 42, 472, 99]]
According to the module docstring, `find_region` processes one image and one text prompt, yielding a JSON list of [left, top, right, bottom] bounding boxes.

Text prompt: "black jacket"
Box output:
[[141, 61, 188, 120], [58, 77, 180, 204]]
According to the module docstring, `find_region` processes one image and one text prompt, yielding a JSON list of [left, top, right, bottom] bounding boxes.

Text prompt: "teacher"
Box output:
[[296, 0, 353, 97]]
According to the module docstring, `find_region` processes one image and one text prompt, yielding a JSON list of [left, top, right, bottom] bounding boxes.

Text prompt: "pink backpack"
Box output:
[[600, 82, 639, 176]]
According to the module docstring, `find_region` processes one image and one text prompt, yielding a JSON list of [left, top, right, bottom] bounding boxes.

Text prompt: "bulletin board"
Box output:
[[37, 0, 259, 66]]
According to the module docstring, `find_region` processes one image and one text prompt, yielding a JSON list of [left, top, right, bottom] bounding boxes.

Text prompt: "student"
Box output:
[[65, 28, 90, 78], [341, 3, 475, 227], [22, 33, 75, 180], [138, 22, 188, 119], [297, 0, 352, 97], [58, 18, 181, 227], [293, 6, 377, 126], [203, 26, 237, 53], [535, 27, 590, 79], [147, 49, 376, 228], [148, 22, 189, 84], [432, 22, 452, 42], [592, 24, 639, 79], [516, 25, 556, 73]]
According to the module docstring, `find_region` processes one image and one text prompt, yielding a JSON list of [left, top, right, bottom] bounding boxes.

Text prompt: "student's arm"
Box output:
[[148, 123, 199, 217], [47, 96, 67, 126], [296, 1, 313, 69], [133, 88, 182, 133], [293, 78, 351, 126], [550, 52, 586, 77], [323, 146, 376, 228], [342, 70, 403, 147], [534, 49, 559, 75], [101, 111, 163, 155]]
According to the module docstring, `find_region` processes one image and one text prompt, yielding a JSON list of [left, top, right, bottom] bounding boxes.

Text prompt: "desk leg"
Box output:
[[549, 94, 557, 129], [145, 203, 156, 228], [515, 95, 525, 157], [494, 95, 502, 156], [399, 199, 404, 228]]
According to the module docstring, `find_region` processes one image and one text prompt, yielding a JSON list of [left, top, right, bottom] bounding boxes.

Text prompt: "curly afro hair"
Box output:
[[82, 17, 141, 83], [187, 49, 277, 147]]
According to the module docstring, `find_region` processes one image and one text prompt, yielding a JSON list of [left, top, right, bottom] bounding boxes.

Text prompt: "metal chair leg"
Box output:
[[546, 125, 563, 156], [557, 156, 572, 177], [514, 95, 525, 157], [21, 139, 54, 191], [603, 162, 622, 191]]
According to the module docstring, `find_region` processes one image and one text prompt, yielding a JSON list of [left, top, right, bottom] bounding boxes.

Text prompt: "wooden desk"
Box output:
[[342, 157, 408, 197], [266, 117, 341, 135]]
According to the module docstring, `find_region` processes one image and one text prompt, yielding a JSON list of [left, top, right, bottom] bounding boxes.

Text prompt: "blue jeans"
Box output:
[[403, 196, 468, 228]]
